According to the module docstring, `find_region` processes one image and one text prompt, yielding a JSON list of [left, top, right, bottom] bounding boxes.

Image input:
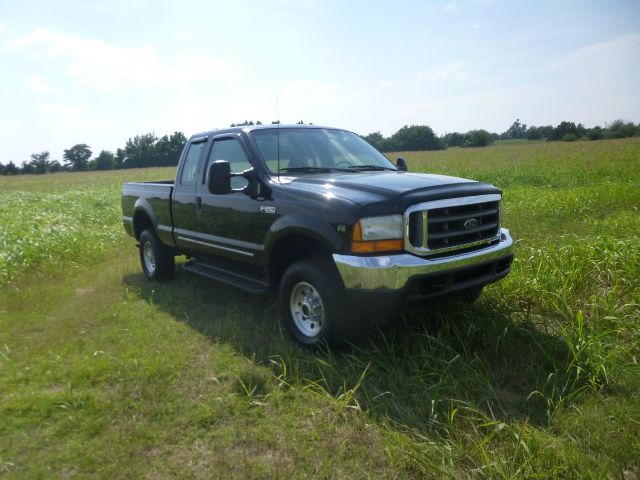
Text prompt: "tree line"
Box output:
[[363, 119, 640, 152], [0, 132, 187, 176], [1, 119, 639, 175]]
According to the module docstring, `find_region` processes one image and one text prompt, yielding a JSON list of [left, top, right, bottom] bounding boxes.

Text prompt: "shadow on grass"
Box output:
[[124, 267, 577, 431]]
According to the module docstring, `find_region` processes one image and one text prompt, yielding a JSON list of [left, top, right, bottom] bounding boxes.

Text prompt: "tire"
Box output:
[[139, 229, 175, 281], [279, 257, 353, 347]]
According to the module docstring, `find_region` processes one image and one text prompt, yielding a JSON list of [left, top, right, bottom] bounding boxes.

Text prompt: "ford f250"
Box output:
[[122, 125, 513, 346]]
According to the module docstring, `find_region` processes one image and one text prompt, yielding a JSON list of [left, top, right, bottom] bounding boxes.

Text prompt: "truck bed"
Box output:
[[121, 181, 176, 247]]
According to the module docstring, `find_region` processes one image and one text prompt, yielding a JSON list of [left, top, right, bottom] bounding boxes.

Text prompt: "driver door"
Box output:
[[192, 134, 272, 261]]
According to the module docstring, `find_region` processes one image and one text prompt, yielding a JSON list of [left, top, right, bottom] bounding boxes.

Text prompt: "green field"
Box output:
[[1, 138, 639, 478]]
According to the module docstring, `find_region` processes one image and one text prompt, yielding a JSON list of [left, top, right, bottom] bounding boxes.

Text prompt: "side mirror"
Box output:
[[396, 157, 408, 172], [207, 160, 231, 194]]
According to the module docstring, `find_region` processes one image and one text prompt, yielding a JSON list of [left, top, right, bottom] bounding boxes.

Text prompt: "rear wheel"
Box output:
[[279, 258, 353, 347], [139, 229, 175, 281]]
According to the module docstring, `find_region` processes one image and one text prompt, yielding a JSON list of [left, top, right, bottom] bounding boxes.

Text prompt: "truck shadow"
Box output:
[[124, 267, 578, 430]]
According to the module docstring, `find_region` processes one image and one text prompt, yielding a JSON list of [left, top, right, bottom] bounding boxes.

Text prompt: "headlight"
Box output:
[[352, 214, 404, 253], [359, 214, 404, 240]]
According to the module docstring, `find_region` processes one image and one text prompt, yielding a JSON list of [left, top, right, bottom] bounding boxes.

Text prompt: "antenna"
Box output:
[[276, 84, 280, 124], [276, 85, 280, 180]]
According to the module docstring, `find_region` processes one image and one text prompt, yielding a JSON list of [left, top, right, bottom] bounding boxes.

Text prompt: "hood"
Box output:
[[275, 170, 502, 215], [283, 171, 484, 201]]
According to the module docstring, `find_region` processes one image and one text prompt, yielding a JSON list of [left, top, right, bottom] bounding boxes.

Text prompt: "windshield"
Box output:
[[250, 128, 397, 174]]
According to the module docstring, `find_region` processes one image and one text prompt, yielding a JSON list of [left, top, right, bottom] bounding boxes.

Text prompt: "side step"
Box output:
[[183, 259, 269, 294]]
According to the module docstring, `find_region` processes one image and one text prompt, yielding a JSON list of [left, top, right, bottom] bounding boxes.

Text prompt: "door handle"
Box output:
[[195, 196, 202, 214]]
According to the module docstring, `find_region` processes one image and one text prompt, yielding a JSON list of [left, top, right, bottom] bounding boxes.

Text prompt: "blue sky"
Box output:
[[1, 0, 639, 164]]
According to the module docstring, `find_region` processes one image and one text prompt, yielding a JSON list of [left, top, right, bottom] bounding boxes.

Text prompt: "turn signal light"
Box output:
[[351, 222, 403, 253]]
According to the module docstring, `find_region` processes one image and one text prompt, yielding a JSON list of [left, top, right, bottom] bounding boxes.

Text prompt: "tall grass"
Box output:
[[1, 139, 639, 477], [0, 167, 174, 285]]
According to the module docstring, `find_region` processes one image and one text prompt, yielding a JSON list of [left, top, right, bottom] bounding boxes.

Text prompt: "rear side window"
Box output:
[[180, 141, 206, 184]]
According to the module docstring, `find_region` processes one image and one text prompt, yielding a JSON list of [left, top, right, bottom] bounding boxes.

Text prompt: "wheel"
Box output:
[[279, 258, 352, 347], [139, 229, 175, 281]]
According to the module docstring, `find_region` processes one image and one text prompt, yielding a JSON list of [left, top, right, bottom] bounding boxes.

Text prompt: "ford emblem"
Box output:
[[463, 218, 479, 230]]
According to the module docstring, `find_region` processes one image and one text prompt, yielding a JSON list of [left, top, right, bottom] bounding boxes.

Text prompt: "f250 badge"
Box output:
[[260, 206, 276, 214]]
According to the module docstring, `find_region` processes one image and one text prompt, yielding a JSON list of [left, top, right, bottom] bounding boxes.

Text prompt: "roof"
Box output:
[[189, 124, 343, 140]]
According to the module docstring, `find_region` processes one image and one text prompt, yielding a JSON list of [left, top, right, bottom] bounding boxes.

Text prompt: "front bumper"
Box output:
[[333, 228, 513, 295]]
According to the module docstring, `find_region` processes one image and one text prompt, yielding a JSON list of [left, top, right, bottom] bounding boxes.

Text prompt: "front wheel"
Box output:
[[139, 229, 175, 281], [279, 258, 352, 347]]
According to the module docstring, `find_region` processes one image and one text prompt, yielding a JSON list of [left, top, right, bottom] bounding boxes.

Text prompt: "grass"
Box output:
[[1, 138, 639, 478], [0, 168, 172, 285]]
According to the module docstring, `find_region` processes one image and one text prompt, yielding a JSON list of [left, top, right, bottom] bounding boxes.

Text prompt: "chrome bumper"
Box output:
[[333, 228, 513, 291]]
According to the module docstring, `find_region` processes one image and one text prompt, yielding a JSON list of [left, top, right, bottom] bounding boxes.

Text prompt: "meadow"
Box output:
[[0, 138, 638, 478]]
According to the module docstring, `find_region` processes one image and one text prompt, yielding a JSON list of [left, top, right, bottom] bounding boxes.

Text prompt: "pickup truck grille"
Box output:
[[405, 194, 502, 256]]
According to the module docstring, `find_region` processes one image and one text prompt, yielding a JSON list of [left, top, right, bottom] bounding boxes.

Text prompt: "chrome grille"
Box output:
[[405, 194, 502, 256]]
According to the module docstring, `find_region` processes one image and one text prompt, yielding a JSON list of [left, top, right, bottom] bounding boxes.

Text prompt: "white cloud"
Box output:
[[27, 74, 55, 93], [280, 80, 368, 113], [0, 20, 6, 33], [6, 28, 236, 91], [37, 102, 86, 116], [443, 2, 457, 11], [553, 33, 640, 74], [404, 35, 640, 132], [417, 61, 469, 81]]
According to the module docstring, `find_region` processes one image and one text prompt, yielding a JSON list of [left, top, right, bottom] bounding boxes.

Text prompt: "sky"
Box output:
[[1, 0, 639, 165]]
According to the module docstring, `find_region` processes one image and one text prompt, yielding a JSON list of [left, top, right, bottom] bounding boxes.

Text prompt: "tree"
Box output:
[[504, 119, 527, 139], [63, 144, 92, 171], [442, 132, 465, 147], [49, 161, 62, 173], [537, 125, 554, 140], [114, 148, 126, 169], [562, 133, 579, 142], [607, 119, 637, 138], [3, 161, 18, 175], [30, 151, 52, 174], [155, 132, 187, 166], [389, 125, 444, 151], [586, 126, 603, 140], [93, 150, 115, 170], [525, 126, 542, 140], [124, 133, 158, 168], [550, 122, 578, 141], [461, 130, 494, 148], [21, 162, 34, 174], [363, 131, 385, 150]]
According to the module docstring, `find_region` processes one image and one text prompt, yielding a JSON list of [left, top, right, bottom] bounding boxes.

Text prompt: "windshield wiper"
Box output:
[[279, 166, 354, 173], [347, 165, 397, 171]]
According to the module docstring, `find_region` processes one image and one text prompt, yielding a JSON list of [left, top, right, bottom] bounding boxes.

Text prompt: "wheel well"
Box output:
[[269, 234, 330, 287], [133, 210, 154, 240]]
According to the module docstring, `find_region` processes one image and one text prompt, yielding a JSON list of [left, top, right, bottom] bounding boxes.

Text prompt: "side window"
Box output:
[[207, 138, 251, 188], [180, 141, 206, 185]]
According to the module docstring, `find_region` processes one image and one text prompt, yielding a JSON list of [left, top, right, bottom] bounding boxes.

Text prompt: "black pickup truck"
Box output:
[[122, 125, 513, 346]]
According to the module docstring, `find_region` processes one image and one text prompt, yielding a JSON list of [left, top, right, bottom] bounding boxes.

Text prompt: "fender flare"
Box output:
[[264, 213, 344, 257], [131, 198, 159, 239]]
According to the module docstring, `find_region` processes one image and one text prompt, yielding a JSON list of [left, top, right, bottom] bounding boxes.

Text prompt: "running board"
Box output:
[[183, 259, 269, 294]]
